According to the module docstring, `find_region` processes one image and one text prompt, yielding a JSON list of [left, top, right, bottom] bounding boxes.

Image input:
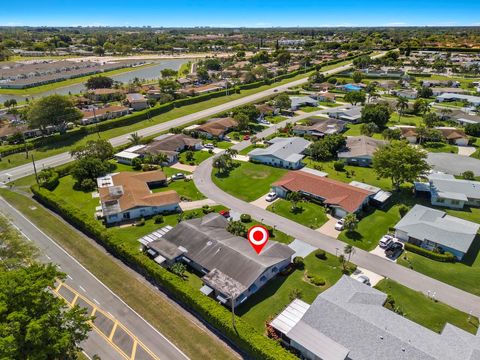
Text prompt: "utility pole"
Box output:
[[32, 154, 39, 185]]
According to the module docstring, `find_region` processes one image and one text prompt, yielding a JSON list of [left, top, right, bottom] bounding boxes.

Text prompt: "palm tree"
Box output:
[[155, 153, 168, 169], [396, 96, 408, 123], [344, 244, 356, 264], [128, 132, 142, 145]]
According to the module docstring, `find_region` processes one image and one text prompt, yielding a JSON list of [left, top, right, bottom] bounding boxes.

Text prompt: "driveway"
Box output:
[[457, 146, 476, 157], [351, 267, 385, 287], [315, 215, 340, 238], [179, 198, 216, 211], [170, 163, 197, 172], [427, 152, 480, 176], [250, 193, 278, 210]]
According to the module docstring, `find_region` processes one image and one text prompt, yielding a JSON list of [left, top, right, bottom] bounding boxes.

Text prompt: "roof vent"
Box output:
[[379, 336, 384, 340]]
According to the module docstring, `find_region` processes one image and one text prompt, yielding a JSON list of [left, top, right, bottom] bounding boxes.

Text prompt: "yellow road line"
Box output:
[[53, 281, 161, 360], [71, 293, 79, 306]]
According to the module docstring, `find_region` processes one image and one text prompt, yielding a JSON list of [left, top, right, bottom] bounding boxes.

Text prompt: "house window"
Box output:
[[260, 276, 267, 282], [436, 198, 445, 203], [248, 284, 257, 292], [272, 267, 278, 273], [451, 200, 460, 205]]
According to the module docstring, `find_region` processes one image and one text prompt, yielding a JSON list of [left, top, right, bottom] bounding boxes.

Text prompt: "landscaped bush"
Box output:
[[240, 213, 252, 223], [30, 185, 297, 360], [153, 215, 164, 224], [314, 249, 327, 260], [38, 169, 60, 191], [404, 242, 456, 262], [306, 273, 326, 286], [202, 205, 214, 214], [333, 161, 345, 171], [293, 256, 305, 270], [398, 204, 410, 218]]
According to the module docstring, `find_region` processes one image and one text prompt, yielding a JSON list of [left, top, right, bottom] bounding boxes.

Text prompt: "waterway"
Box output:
[[0, 58, 190, 104]]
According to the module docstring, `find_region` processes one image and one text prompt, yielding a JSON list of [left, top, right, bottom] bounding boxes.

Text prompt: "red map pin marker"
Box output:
[[248, 225, 269, 254]]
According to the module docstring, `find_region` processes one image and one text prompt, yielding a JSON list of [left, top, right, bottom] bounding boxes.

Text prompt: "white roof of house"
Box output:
[[248, 137, 310, 163], [428, 173, 480, 202], [437, 93, 480, 105], [395, 204, 479, 253], [114, 151, 141, 160], [270, 299, 310, 334]]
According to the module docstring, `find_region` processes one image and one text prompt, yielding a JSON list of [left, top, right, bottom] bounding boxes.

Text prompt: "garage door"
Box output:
[[334, 208, 347, 218]]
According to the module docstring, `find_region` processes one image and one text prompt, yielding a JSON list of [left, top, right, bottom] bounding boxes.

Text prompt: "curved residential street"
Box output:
[[193, 140, 480, 318]]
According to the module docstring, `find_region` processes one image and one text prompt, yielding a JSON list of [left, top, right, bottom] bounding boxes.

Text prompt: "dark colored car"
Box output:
[[219, 210, 230, 218], [385, 242, 403, 258]]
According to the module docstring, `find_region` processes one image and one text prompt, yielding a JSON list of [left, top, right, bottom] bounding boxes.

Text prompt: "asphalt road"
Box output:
[[0, 196, 190, 360], [193, 122, 480, 318], [0, 57, 371, 183]]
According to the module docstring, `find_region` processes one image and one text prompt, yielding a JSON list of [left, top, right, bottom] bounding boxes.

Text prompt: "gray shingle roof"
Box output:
[[283, 276, 480, 360], [394, 204, 479, 253], [338, 136, 387, 159], [147, 213, 294, 292], [428, 173, 480, 202], [248, 137, 310, 163]]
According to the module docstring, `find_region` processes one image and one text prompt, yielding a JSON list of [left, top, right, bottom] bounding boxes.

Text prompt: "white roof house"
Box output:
[[248, 137, 311, 169], [436, 93, 480, 106]]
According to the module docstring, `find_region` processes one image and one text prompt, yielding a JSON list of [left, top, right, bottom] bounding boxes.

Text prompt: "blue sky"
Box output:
[[2, 0, 480, 27]]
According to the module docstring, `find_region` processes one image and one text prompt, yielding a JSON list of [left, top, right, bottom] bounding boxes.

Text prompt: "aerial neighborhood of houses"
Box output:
[[2, 24, 480, 360]]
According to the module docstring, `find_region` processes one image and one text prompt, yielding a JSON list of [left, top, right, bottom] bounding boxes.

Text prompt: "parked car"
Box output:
[[265, 192, 278, 202], [171, 173, 186, 180], [243, 135, 250, 141], [224, 135, 231, 142], [273, 89, 278, 92], [219, 210, 230, 218], [204, 143, 214, 149], [355, 275, 371, 286], [334, 219, 345, 231], [385, 242, 403, 258], [379, 235, 394, 249]]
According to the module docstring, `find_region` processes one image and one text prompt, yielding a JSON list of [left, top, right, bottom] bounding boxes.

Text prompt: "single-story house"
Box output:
[[141, 213, 294, 307], [431, 87, 469, 97], [415, 173, 480, 209], [328, 107, 362, 123], [436, 93, 480, 106], [337, 83, 365, 92], [126, 93, 149, 111], [272, 171, 372, 218], [314, 92, 336, 102], [349, 180, 392, 208], [337, 136, 387, 167], [451, 112, 480, 125], [87, 88, 124, 101], [392, 89, 418, 99], [195, 117, 238, 139], [422, 79, 460, 88], [248, 137, 311, 169], [138, 133, 203, 164], [293, 119, 346, 138], [98, 171, 180, 224], [394, 204, 479, 260], [80, 105, 130, 125], [255, 103, 279, 121], [290, 96, 318, 111], [395, 126, 469, 146], [114, 145, 146, 165], [270, 275, 480, 360]]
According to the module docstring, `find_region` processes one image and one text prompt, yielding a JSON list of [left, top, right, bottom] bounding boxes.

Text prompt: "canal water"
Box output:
[[0, 58, 190, 104]]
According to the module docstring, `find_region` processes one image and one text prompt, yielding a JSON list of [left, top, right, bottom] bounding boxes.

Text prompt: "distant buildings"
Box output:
[[436, 93, 480, 106], [337, 136, 387, 167], [126, 93, 149, 111], [195, 117, 238, 139], [293, 119, 346, 138]]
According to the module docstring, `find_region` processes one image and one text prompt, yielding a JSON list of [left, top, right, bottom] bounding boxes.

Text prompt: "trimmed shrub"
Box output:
[[153, 215, 164, 224], [314, 249, 327, 260], [240, 213, 252, 223], [30, 185, 297, 360], [293, 256, 305, 270], [333, 161, 345, 171], [404, 242, 456, 262], [307, 274, 326, 286]]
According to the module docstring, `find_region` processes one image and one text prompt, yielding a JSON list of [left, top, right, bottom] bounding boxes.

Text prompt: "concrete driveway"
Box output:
[[250, 193, 278, 209], [315, 215, 341, 238], [457, 146, 476, 157], [427, 152, 480, 175], [170, 163, 196, 172], [351, 267, 385, 287]]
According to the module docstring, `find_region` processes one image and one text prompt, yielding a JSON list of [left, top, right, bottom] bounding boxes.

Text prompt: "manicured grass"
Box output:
[[299, 106, 321, 113], [375, 279, 479, 334], [388, 113, 424, 127], [154, 178, 205, 201], [178, 150, 213, 165], [213, 141, 234, 149], [241, 219, 294, 245], [264, 115, 287, 124], [0, 59, 356, 171], [338, 202, 402, 251], [237, 253, 345, 332], [318, 101, 341, 108], [238, 144, 265, 155], [54, 175, 100, 215], [267, 199, 328, 229], [398, 235, 480, 296], [422, 142, 458, 154], [212, 161, 287, 202], [0, 189, 237, 360], [304, 158, 394, 190]]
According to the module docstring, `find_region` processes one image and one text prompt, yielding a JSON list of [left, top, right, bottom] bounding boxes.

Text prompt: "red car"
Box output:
[[219, 210, 230, 218], [243, 135, 250, 141]]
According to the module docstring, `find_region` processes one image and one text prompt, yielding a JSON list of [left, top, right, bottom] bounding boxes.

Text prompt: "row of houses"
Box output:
[[393, 125, 469, 146]]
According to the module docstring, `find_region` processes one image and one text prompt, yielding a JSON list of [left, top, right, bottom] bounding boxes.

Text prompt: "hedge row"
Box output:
[[404, 242, 456, 262], [31, 185, 296, 360], [2, 51, 372, 158]]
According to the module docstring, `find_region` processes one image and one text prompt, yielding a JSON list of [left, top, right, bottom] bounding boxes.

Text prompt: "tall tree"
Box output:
[[373, 140, 430, 190], [395, 96, 409, 122], [85, 75, 113, 89], [26, 95, 82, 133], [273, 93, 291, 111]]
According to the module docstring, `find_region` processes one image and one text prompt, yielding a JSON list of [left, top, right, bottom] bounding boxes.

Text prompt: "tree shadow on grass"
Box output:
[[344, 230, 363, 242], [235, 273, 290, 316]]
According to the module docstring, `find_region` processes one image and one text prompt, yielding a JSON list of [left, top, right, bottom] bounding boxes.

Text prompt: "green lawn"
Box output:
[[154, 178, 205, 201], [338, 203, 402, 251], [422, 142, 458, 154], [0, 189, 237, 360], [212, 161, 287, 202], [54, 175, 100, 215], [267, 199, 328, 229], [304, 158, 394, 190], [318, 101, 341, 108], [241, 218, 294, 244], [178, 150, 213, 165], [375, 279, 479, 334], [238, 144, 265, 155], [264, 115, 287, 124], [238, 253, 345, 332], [213, 141, 234, 149], [388, 113, 424, 127], [299, 106, 321, 113]]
